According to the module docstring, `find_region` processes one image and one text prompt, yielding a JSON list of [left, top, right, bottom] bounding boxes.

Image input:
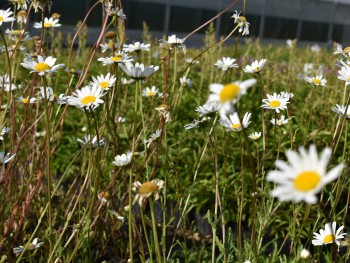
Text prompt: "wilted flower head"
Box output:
[[32, 0, 52, 12], [231, 10, 250, 35], [132, 179, 164, 206], [13, 238, 44, 255], [155, 104, 171, 122], [159, 34, 186, 53]]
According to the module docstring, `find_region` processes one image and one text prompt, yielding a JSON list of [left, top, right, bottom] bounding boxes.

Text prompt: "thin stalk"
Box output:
[[150, 198, 162, 263]]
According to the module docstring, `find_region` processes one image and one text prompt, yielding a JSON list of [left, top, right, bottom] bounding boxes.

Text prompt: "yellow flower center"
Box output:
[[81, 95, 96, 105], [44, 22, 52, 28], [138, 181, 158, 194], [277, 120, 282, 125], [22, 98, 28, 104], [147, 91, 155, 97], [34, 62, 51, 72], [323, 234, 335, 244], [110, 55, 122, 62], [254, 67, 260, 72], [293, 171, 321, 191], [219, 84, 240, 103], [269, 100, 281, 108], [231, 123, 241, 130], [0, 16, 3, 22], [343, 47, 350, 54], [12, 30, 22, 35], [312, 78, 321, 85], [239, 16, 247, 22], [99, 81, 109, 89]]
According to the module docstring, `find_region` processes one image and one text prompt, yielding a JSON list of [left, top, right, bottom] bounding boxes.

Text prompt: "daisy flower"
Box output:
[[98, 191, 110, 204], [280, 91, 294, 99], [77, 135, 105, 149], [159, 34, 186, 53], [214, 57, 238, 71], [266, 144, 345, 203], [249, 132, 261, 140], [0, 152, 16, 164], [195, 101, 221, 117], [155, 104, 171, 122], [142, 86, 159, 97], [184, 117, 211, 130], [262, 92, 289, 113], [113, 151, 132, 166], [0, 8, 15, 26], [333, 42, 344, 56], [67, 85, 105, 110], [338, 63, 350, 86], [219, 112, 252, 132], [5, 29, 31, 41], [21, 55, 64, 76], [17, 96, 37, 104], [208, 79, 256, 117], [144, 129, 162, 148], [16, 10, 27, 23], [119, 62, 159, 80], [179, 76, 192, 87], [123, 42, 150, 53], [270, 115, 288, 126], [90, 73, 116, 90], [304, 75, 327, 86], [33, 17, 61, 28], [312, 222, 346, 246], [332, 104, 350, 118], [13, 238, 44, 255], [97, 52, 134, 66], [132, 179, 164, 206], [99, 40, 118, 53], [231, 10, 250, 35], [39, 86, 54, 101], [310, 44, 321, 53], [0, 127, 10, 140], [243, 59, 267, 73], [1, 75, 22, 91], [121, 78, 135, 85]]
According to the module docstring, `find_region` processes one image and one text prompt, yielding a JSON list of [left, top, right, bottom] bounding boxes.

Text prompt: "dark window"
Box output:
[[169, 7, 216, 33], [332, 24, 344, 42], [124, 2, 165, 31], [263, 17, 298, 39], [300, 21, 328, 42]]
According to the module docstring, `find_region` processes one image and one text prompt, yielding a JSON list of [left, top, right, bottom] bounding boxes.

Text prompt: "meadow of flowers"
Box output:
[[1, 0, 350, 262]]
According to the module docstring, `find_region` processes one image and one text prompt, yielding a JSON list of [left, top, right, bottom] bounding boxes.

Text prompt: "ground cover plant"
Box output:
[[0, 0, 350, 262]]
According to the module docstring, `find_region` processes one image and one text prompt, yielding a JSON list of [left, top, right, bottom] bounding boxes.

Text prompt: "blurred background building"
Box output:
[[2, 0, 350, 45]]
